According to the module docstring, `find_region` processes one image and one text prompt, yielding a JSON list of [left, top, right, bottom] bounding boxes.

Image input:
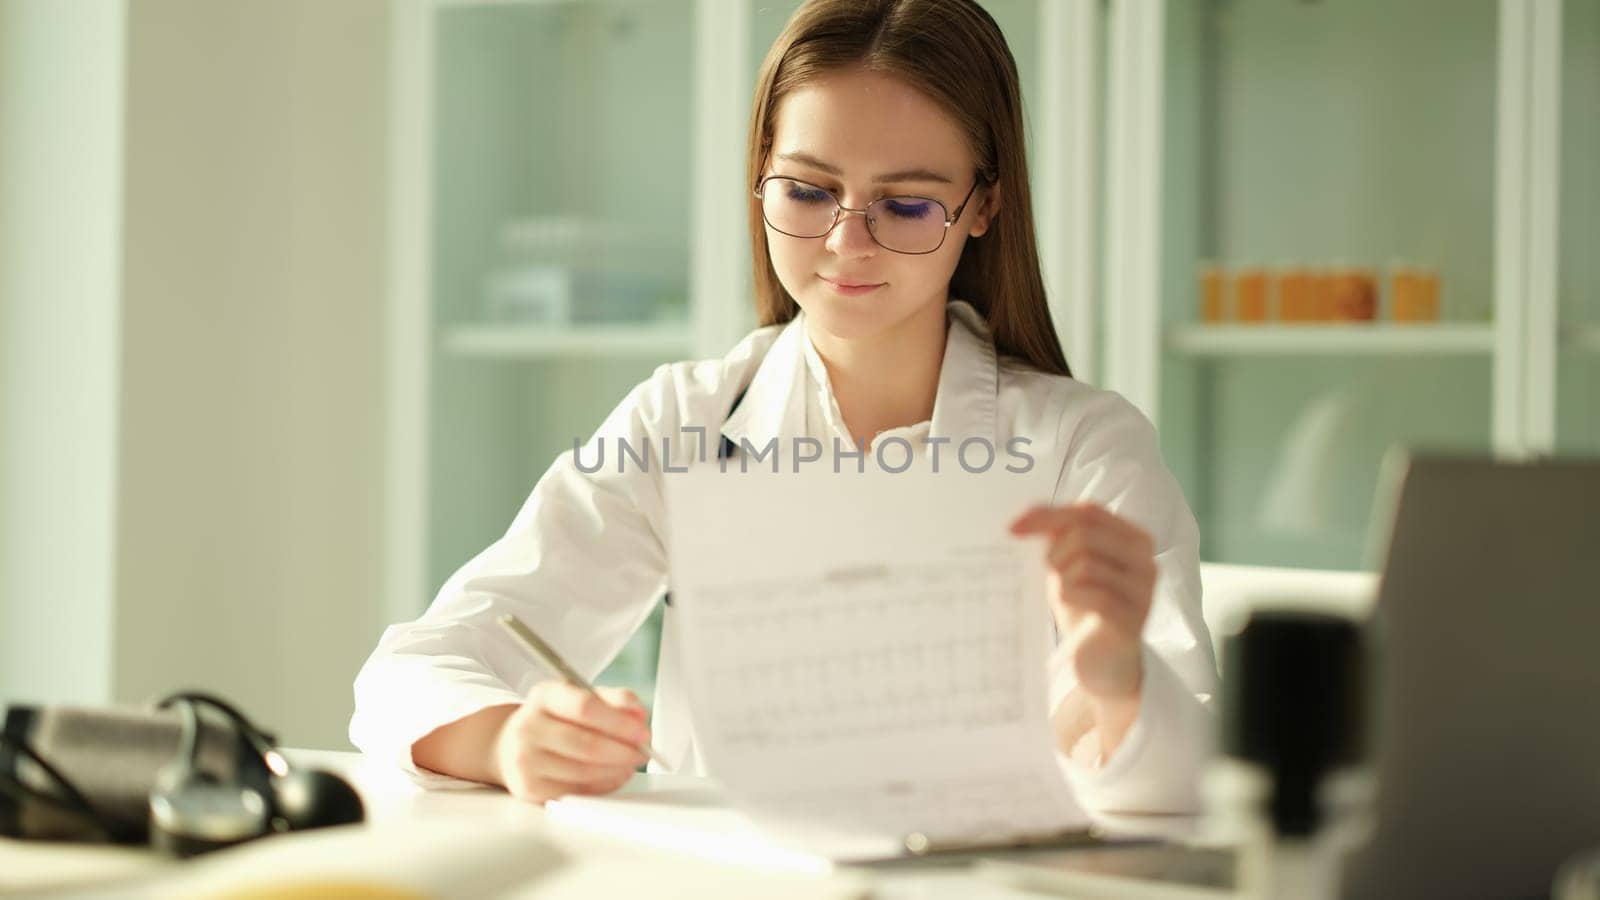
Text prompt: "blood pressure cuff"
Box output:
[[0, 703, 267, 843]]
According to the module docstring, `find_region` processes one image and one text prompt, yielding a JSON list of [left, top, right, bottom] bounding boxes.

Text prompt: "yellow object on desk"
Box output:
[[194, 882, 429, 900]]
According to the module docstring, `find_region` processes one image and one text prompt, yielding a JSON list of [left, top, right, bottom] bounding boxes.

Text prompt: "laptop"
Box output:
[[1344, 453, 1600, 899], [978, 453, 1600, 900]]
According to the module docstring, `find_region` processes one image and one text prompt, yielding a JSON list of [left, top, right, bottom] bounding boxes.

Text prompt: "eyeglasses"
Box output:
[[753, 173, 982, 255]]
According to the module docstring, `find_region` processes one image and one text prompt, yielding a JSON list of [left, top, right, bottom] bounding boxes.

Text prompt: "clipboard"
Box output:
[[898, 826, 1108, 858], [548, 782, 1114, 873]]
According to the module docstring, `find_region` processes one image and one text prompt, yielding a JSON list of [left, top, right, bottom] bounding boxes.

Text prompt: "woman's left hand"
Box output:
[[1009, 502, 1158, 753]]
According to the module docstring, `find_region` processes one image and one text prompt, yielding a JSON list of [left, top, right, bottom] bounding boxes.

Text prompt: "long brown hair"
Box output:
[[746, 0, 1071, 378]]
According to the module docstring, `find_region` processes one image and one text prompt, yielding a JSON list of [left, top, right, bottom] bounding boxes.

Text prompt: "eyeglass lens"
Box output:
[[759, 177, 950, 254]]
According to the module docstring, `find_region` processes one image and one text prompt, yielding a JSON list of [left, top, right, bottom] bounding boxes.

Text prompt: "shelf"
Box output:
[[1166, 323, 1496, 357], [443, 321, 693, 359]]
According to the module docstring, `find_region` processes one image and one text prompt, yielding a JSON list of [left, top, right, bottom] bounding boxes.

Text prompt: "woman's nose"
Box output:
[[824, 207, 878, 258]]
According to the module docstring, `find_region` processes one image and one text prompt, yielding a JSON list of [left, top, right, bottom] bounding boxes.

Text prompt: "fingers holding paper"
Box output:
[[1008, 502, 1157, 704], [493, 682, 652, 805]]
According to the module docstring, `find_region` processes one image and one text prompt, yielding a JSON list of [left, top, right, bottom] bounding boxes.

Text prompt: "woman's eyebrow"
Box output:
[[776, 151, 954, 185]]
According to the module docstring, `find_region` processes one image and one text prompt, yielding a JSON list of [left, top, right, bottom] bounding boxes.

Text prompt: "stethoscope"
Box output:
[[714, 388, 746, 462]]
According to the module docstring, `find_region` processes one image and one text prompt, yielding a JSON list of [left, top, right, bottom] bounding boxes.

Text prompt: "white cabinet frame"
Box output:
[[1101, 0, 1569, 461]]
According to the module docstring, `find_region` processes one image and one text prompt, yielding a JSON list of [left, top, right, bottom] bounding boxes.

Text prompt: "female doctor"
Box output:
[[351, 0, 1216, 815]]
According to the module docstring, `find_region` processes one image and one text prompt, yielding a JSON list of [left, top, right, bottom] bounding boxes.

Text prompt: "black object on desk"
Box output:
[[1221, 610, 1367, 839], [1, 701, 258, 843], [1, 692, 363, 855]]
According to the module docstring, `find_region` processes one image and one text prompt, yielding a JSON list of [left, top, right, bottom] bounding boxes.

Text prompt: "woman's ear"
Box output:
[[968, 183, 1001, 238]]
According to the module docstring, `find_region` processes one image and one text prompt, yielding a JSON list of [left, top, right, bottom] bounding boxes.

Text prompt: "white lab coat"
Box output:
[[350, 299, 1218, 814]]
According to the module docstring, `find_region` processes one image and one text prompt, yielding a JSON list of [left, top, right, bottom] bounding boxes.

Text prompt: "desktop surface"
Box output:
[[1, 749, 1209, 900]]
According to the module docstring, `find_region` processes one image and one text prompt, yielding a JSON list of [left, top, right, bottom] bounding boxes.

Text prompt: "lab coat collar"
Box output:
[[930, 299, 1000, 444], [718, 298, 999, 451], [718, 315, 809, 454]]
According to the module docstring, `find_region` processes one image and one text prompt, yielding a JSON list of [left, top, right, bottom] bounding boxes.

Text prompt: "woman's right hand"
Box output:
[[491, 681, 653, 804]]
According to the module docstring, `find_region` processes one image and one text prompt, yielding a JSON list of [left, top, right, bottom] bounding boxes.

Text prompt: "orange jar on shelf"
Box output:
[[1235, 268, 1271, 322], [1331, 269, 1378, 321], [1279, 267, 1316, 322], [1391, 266, 1441, 321], [1310, 269, 1337, 321], [1419, 270, 1441, 319], [1199, 264, 1229, 322]]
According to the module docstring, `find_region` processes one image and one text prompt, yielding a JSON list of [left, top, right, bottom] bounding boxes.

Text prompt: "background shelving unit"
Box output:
[[390, 0, 1096, 701], [1166, 323, 1496, 357], [1101, 0, 1595, 569], [442, 323, 694, 359], [391, 0, 1595, 700]]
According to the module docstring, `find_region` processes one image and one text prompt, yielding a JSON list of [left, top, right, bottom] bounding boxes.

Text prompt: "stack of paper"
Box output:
[[567, 462, 1088, 864]]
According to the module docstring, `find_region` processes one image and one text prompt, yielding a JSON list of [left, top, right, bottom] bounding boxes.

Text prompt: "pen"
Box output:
[[495, 613, 667, 767]]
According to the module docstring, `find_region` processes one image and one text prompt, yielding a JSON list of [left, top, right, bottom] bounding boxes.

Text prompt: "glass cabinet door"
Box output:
[[427, 1, 697, 697], [1558, 0, 1599, 454], [418, 0, 1081, 703], [1151, 0, 1502, 569]]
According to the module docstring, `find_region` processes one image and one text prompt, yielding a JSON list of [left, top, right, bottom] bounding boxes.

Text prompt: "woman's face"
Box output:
[[762, 67, 997, 345]]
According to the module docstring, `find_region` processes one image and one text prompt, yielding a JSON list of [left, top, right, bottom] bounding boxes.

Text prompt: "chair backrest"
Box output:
[[1198, 562, 1377, 668]]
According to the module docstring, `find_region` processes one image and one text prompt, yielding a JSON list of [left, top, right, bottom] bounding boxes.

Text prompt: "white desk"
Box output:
[[1, 750, 1208, 899]]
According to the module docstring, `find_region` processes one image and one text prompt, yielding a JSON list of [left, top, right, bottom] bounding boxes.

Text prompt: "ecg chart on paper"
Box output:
[[689, 548, 1030, 749]]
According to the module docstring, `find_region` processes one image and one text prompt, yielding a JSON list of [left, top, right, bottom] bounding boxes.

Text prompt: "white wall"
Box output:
[[0, 0, 391, 749], [112, 0, 391, 748], [0, 0, 128, 705]]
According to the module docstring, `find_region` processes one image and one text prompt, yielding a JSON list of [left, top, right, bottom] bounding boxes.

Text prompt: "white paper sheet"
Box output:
[[662, 460, 1089, 858]]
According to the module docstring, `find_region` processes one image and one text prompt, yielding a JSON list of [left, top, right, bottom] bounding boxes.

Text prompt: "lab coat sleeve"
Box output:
[[349, 367, 682, 786], [1045, 388, 1219, 814]]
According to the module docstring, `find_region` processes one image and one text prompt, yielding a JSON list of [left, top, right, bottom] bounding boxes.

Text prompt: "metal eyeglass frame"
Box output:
[[752, 170, 984, 256]]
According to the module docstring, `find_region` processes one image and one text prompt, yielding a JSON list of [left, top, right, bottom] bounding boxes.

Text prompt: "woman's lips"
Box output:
[[819, 275, 885, 296]]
